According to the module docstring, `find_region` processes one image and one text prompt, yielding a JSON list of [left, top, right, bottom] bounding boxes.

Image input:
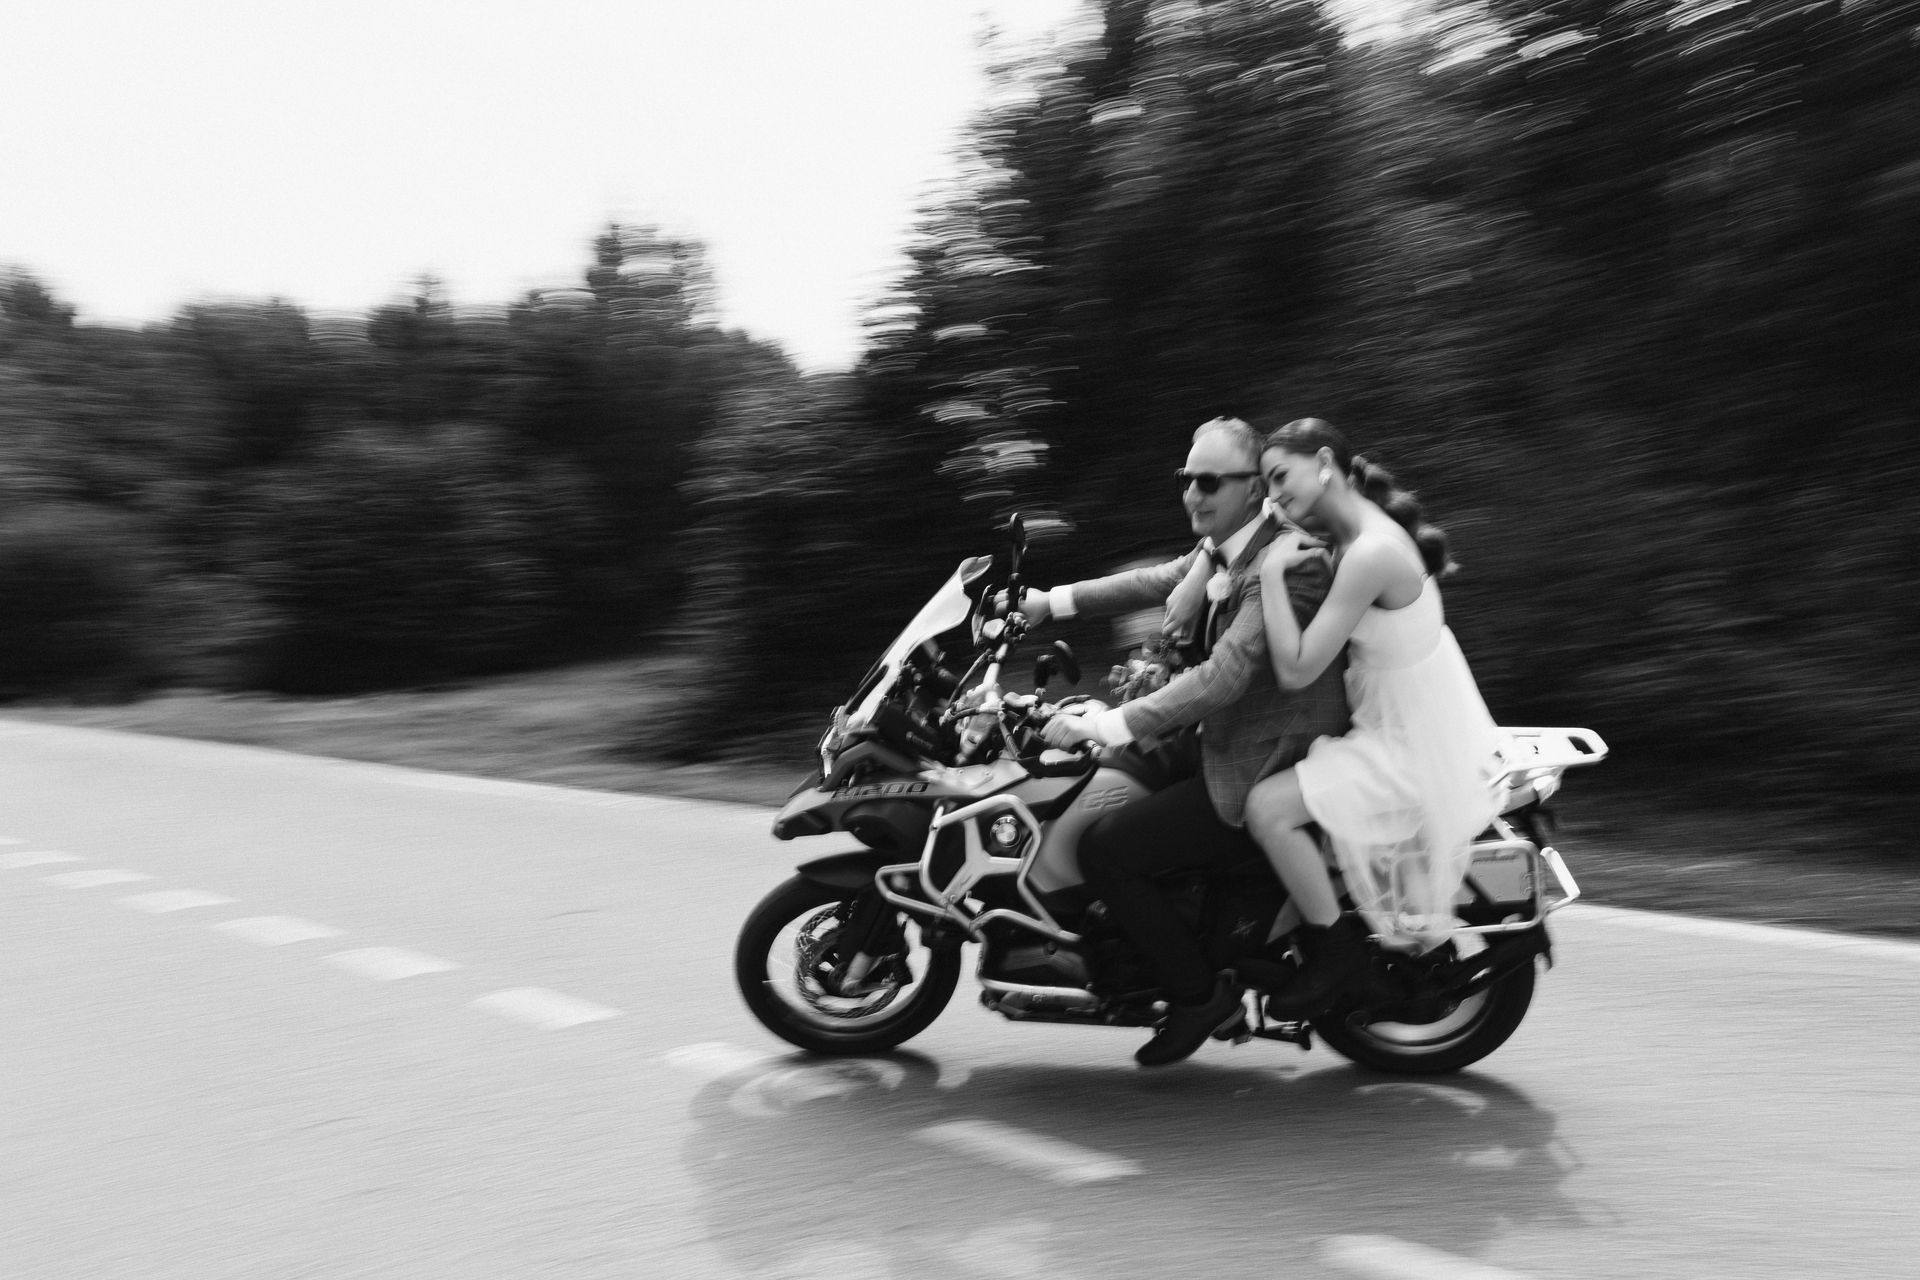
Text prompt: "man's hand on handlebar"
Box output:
[[992, 587, 1052, 626], [1039, 713, 1100, 751]]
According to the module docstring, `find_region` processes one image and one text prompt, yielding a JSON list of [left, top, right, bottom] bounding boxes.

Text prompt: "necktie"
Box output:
[[1202, 542, 1229, 654]]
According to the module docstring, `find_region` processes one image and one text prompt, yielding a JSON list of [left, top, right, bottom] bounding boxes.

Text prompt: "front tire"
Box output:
[[735, 874, 960, 1055], [1313, 945, 1537, 1075]]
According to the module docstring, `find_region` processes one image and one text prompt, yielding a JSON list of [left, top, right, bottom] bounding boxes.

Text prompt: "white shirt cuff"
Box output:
[[1047, 585, 1078, 620], [1091, 707, 1136, 747]]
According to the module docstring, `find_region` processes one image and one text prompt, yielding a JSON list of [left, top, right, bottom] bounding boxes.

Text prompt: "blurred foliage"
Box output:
[[2, 0, 1916, 822], [1, 228, 784, 695], [230, 422, 614, 691], [0, 502, 158, 699], [849, 0, 1919, 809], [644, 360, 975, 759]]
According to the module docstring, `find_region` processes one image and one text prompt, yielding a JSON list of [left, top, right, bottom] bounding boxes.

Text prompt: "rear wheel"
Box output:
[[1313, 940, 1537, 1075], [735, 875, 960, 1055]]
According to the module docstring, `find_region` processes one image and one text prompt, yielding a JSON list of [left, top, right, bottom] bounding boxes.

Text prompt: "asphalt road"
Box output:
[[2, 719, 1915, 1280]]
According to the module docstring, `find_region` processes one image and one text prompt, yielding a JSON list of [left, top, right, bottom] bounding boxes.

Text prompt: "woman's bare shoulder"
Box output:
[[1341, 523, 1424, 602], [1360, 514, 1425, 564]]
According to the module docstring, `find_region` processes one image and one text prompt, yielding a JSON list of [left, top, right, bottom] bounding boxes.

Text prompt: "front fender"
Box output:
[[795, 849, 896, 893]]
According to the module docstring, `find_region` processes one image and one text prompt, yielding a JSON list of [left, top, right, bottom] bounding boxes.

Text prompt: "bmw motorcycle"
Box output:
[[735, 518, 1606, 1074]]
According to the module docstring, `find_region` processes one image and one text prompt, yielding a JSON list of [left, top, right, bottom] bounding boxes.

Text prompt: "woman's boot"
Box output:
[[1263, 917, 1376, 1020]]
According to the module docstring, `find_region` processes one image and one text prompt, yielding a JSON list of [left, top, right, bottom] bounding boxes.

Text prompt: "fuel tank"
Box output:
[[1010, 766, 1152, 894]]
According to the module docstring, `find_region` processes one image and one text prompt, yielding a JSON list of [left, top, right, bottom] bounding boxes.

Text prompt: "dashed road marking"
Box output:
[[471, 987, 621, 1030], [1320, 1234, 1537, 1279], [214, 916, 345, 946], [915, 1120, 1142, 1185], [44, 869, 155, 889], [1, 825, 636, 1042], [728, 1059, 908, 1118], [662, 1041, 786, 1082], [120, 889, 238, 913], [324, 947, 460, 981], [1, 850, 85, 869]]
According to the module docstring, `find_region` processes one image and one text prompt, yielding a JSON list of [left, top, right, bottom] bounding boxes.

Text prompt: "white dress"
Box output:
[[1295, 576, 1503, 951]]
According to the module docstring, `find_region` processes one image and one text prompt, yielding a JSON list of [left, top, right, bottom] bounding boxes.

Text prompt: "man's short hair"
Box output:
[[1190, 416, 1262, 469]]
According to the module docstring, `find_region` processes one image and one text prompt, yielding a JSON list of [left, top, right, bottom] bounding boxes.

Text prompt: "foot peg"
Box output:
[[1211, 1015, 1253, 1045], [1252, 1021, 1313, 1050]]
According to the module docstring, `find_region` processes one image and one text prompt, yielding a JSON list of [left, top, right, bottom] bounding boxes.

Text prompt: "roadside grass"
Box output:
[[10, 652, 1918, 940], [6, 655, 809, 809]]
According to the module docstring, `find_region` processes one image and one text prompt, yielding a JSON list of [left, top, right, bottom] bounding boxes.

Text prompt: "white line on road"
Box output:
[[44, 869, 155, 889], [915, 1120, 1142, 1185], [1321, 1234, 1537, 1279], [471, 987, 621, 1030], [661, 1041, 787, 1082], [0, 836, 25, 844], [1563, 903, 1920, 962], [0, 850, 85, 869], [728, 1060, 909, 1118], [120, 889, 238, 913], [214, 916, 345, 946], [324, 947, 461, 981]]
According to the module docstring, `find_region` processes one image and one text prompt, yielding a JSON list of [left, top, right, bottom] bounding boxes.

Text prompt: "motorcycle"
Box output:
[[736, 517, 1606, 1074]]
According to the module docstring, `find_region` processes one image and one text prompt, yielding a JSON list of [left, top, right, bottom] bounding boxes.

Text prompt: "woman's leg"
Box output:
[[1244, 769, 1379, 1017], [1243, 769, 1341, 926]]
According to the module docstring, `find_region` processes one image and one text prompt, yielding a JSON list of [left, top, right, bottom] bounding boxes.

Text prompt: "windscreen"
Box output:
[[846, 555, 992, 727]]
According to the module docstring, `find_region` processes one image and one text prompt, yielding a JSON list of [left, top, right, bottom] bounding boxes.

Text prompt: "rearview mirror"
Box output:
[[1034, 640, 1080, 691]]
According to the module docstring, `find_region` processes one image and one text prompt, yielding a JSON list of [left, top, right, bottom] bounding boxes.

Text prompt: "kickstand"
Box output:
[[1246, 997, 1314, 1050]]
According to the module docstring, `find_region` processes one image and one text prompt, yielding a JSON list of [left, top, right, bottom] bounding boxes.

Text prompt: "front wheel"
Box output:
[[735, 875, 960, 1055], [1313, 946, 1537, 1075]]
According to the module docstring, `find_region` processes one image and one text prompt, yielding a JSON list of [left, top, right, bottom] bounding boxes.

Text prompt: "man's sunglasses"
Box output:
[[1175, 469, 1259, 494]]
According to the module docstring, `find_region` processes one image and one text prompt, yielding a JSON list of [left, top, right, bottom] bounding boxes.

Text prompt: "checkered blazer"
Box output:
[[1069, 516, 1351, 827]]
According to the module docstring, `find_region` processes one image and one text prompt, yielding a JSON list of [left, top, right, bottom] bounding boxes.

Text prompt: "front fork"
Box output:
[[831, 885, 910, 996]]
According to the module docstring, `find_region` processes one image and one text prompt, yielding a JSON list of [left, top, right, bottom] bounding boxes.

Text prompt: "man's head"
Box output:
[[1179, 416, 1265, 543]]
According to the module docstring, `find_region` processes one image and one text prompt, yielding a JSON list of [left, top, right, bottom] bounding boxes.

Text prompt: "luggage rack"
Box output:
[[1494, 726, 1608, 813], [1454, 727, 1609, 937]]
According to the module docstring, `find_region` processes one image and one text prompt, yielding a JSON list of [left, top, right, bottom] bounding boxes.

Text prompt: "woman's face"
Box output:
[[1263, 448, 1326, 525]]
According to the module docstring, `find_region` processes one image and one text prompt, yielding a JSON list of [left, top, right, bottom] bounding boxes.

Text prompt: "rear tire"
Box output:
[[735, 875, 960, 1056], [1313, 946, 1537, 1075]]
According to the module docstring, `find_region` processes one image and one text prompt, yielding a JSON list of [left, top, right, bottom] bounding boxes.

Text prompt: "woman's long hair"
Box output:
[[1263, 417, 1455, 577]]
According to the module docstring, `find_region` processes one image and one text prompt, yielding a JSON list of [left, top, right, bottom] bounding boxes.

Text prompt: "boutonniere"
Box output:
[[1205, 569, 1232, 603]]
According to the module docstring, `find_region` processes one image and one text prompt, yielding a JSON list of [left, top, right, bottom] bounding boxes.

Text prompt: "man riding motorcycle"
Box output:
[[1011, 416, 1351, 1066]]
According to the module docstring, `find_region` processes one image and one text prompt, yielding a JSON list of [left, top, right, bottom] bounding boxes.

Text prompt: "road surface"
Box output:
[[2, 720, 1914, 1279]]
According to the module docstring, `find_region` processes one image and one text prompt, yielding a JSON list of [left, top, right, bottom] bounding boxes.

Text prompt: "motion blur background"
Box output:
[[2, 0, 1914, 849]]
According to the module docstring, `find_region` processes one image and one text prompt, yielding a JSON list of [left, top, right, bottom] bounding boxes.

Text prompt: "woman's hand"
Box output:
[[1262, 531, 1323, 583], [1039, 714, 1099, 750]]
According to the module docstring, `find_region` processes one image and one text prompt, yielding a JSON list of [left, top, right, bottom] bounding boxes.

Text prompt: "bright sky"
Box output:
[[1, 0, 1088, 370]]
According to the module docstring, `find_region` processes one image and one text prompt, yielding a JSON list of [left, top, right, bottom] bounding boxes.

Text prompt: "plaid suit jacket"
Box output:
[[1070, 516, 1351, 827]]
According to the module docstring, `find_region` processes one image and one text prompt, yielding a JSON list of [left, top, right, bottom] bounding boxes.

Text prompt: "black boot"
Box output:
[[1135, 973, 1244, 1068], [1264, 917, 1376, 1020]]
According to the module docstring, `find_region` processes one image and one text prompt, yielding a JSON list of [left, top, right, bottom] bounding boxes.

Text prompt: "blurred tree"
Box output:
[[0, 503, 157, 699], [645, 364, 925, 758], [232, 422, 613, 691], [6, 0, 1916, 827], [496, 225, 785, 626], [856, 0, 1347, 577]]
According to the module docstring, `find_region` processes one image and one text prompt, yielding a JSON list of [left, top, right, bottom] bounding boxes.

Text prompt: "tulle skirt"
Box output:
[[1296, 626, 1503, 951]]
